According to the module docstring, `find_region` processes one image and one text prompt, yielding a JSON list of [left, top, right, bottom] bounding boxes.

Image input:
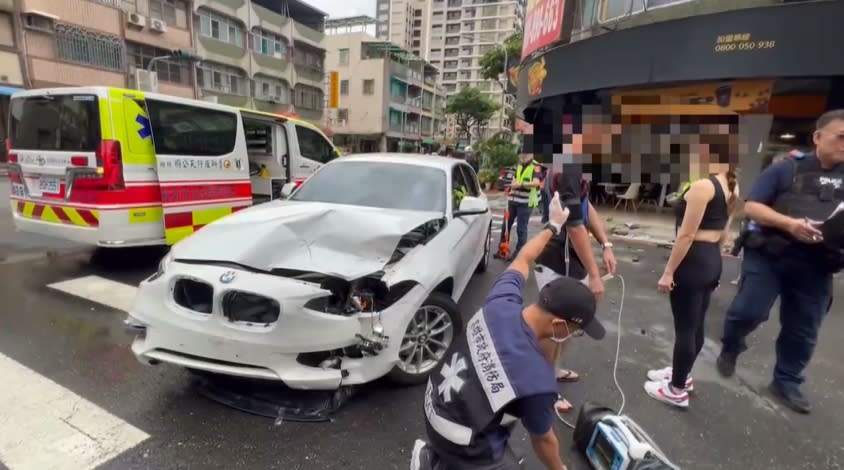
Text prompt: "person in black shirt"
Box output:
[[533, 171, 616, 411]]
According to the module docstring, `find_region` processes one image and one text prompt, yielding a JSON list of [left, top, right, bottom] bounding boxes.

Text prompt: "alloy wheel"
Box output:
[[397, 305, 454, 375]]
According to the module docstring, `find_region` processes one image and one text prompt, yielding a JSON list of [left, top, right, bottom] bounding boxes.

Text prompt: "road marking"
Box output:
[[0, 352, 149, 470], [47, 275, 138, 312]]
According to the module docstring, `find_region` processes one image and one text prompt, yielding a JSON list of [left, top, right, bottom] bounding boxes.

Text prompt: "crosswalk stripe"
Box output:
[[0, 352, 149, 470], [47, 275, 139, 313]]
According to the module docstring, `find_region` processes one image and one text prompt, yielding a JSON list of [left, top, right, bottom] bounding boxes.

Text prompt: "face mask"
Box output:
[[550, 321, 583, 344]]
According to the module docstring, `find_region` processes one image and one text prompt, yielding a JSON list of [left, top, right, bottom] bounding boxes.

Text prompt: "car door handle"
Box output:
[[299, 164, 310, 168]]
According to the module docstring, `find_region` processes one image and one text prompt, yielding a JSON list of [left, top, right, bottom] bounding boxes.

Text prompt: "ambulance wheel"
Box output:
[[388, 292, 463, 386], [475, 221, 492, 274]]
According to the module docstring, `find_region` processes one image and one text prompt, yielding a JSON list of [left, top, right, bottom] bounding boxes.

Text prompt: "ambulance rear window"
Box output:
[[9, 94, 100, 152]]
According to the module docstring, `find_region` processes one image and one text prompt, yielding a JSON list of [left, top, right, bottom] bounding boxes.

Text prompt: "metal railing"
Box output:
[[55, 23, 125, 72]]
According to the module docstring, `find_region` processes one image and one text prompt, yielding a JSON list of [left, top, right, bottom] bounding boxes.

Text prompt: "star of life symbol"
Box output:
[[438, 353, 467, 403]]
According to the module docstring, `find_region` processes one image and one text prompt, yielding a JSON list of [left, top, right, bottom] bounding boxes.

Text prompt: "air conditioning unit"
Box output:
[[23, 13, 55, 32], [134, 69, 159, 93], [148, 18, 167, 33], [127, 12, 145, 28]]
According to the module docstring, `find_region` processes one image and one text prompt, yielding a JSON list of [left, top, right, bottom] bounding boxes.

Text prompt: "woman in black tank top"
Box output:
[[644, 168, 739, 409]]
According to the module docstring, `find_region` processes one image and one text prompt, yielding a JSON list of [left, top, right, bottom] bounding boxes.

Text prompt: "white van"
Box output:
[[6, 86, 339, 247]]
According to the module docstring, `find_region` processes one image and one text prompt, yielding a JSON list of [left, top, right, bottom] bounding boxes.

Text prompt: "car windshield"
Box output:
[[290, 160, 447, 212]]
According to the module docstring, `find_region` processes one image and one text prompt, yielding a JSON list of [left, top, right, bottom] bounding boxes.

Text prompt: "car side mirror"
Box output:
[[280, 182, 297, 199], [454, 196, 488, 217]]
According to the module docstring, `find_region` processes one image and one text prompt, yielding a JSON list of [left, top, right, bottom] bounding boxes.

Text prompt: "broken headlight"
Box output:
[[147, 251, 174, 282]]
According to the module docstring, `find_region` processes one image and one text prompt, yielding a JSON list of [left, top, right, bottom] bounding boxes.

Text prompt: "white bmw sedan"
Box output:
[[126, 154, 493, 389]]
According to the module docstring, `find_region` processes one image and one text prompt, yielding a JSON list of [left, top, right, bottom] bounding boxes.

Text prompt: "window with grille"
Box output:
[[198, 9, 244, 48], [254, 77, 290, 103], [54, 24, 125, 72], [294, 85, 324, 110], [293, 48, 323, 70], [151, 0, 187, 26], [340, 79, 349, 95], [127, 43, 187, 84], [363, 79, 374, 95], [251, 29, 287, 59], [338, 48, 349, 65], [480, 19, 496, 30], [197, 63, 248, 95]]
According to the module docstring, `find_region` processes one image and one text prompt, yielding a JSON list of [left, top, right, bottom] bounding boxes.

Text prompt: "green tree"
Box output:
[[445, 87, 500, 143], [477, 131, 519, 171], [478, 33, 523, 92]]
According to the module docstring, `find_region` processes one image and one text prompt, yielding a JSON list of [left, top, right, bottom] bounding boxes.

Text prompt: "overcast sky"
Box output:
[[307, 0, 376, 18]]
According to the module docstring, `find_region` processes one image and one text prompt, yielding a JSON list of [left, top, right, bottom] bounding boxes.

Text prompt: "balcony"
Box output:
[[390, 121, 420, 134], [390, 61, 424, 85]]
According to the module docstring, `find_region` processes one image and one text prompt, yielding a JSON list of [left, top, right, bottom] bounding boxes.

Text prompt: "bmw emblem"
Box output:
[[219, 271, 236, 284]]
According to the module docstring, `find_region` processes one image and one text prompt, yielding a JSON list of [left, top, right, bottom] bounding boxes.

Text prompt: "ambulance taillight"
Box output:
[[74, 140, 124, 190]]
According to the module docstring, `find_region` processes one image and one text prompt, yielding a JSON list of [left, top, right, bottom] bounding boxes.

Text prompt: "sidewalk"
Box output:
[[485, 190, 740, 248], [0, 163, 7, 178]]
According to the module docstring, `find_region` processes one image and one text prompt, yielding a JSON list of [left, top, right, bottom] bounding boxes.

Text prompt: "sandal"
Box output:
[[556, 369, 580, 383], [555, 396, 573, 414]]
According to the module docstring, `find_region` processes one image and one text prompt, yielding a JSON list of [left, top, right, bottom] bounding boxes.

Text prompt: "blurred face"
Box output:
[[813, 118, 844, 163], [519, 153, 533, 164]]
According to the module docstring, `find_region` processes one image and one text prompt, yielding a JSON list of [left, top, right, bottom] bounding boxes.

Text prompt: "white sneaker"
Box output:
[[646, 366, 694, 392], [644, 379, 689, 409]]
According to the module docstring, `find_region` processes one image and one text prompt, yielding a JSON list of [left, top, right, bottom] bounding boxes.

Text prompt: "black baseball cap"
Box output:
[[538, 276, 604, 340]]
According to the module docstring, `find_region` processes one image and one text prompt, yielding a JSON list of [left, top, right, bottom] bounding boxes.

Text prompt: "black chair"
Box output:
[[639, 183, 663, 211]]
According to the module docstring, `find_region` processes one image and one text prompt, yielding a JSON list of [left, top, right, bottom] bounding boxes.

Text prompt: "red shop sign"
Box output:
[[521, 0, 565, 61]]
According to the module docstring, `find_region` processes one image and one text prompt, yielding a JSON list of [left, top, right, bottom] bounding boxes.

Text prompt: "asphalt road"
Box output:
[[1, 191, 844, 469], [0, 179, 83, 262]]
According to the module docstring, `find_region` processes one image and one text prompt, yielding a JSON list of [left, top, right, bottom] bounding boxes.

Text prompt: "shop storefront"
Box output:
[[516, 0, 844, 199]]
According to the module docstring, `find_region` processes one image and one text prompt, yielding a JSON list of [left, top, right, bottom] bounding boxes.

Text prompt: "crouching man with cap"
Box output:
[[411, 192, 605, 470]]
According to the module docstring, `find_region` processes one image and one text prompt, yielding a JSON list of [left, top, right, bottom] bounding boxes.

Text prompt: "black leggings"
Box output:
[[669, 241, 722, 389]]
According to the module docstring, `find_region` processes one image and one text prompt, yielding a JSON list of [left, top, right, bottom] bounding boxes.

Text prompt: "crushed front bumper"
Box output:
[[128, 261, 427, 390]]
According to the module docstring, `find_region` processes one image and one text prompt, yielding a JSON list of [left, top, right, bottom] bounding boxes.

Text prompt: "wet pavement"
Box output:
[[0, 180, 84, 262], [1, 224, 844, 469]]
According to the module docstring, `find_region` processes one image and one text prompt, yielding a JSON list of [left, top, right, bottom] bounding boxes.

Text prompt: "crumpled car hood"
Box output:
[[170, 200, 444, 280]]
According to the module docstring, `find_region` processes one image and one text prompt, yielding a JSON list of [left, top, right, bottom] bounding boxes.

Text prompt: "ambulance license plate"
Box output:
[[38, 177, 60, 194]]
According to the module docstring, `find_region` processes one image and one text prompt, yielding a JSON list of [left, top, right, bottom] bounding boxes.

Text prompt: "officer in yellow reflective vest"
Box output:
[[497, 151, 543, 259]]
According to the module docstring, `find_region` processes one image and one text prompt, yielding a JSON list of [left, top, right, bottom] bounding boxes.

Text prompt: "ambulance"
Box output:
[[6, 86, 339, 247]]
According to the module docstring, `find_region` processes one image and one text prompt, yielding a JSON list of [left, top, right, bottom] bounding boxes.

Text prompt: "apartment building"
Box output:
[[324, 30, 446, 153], [194, 0, 327, 122], [377, 0, 524, 140], [0, 0, 23, 89], [2, 0, 329, 124], [15, 0, 195, 98]]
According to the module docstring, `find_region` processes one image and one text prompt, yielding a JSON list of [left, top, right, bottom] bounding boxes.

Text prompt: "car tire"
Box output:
[[387, 292, 464, 386], [475, 221, 492, 273]]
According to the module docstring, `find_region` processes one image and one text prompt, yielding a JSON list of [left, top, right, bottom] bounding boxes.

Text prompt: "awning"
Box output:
[[0, 86, 24, 96], [422, 138, 436, 145]]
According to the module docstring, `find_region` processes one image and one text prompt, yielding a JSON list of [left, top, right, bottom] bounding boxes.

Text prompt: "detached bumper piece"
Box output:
[[192, 372, 356, 423]]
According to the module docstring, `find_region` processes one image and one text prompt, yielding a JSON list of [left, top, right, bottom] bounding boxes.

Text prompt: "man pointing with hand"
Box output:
[[412, 192, 607, 470]]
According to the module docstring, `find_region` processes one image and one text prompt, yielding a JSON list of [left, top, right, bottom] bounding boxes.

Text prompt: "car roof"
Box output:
[[337, 153, 462, 171]]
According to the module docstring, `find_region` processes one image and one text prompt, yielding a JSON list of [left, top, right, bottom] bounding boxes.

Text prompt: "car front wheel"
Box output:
[[388, 292, 463, 386]]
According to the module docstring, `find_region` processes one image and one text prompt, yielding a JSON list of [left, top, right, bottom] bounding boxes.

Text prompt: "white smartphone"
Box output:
[[601, 273, 614, 281]]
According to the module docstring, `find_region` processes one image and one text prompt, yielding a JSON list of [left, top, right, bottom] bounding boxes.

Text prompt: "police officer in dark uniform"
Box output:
[[411, 192, 606, 470], [716, 109, 844, 414]]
